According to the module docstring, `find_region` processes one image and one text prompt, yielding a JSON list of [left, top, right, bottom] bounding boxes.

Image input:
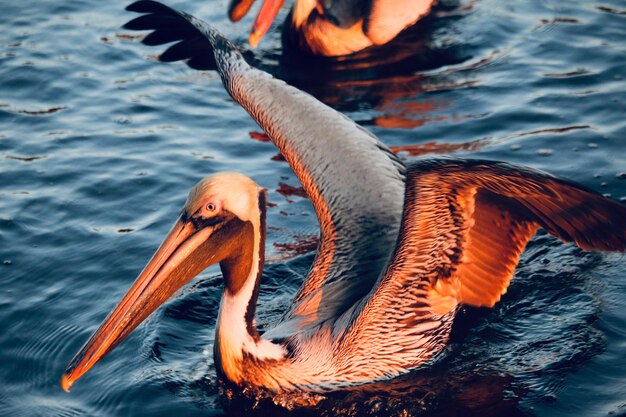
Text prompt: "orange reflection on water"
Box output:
[[273, 233, 319, 259], [249, 131, 271, 142], [390, 138, 487, 158], [373, 100, 446, 129], [276, 182, 306, 198]]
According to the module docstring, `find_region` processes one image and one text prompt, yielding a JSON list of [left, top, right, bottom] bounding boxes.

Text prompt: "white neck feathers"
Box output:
[[215, 220, 285, 383]]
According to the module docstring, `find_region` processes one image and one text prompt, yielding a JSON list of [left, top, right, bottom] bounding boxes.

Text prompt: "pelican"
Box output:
[[228, 0, 435, 55], [61, 0, 626, 395]]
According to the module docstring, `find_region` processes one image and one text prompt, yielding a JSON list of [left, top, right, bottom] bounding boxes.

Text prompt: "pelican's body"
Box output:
[[62, 1, 626, 396], [229, 0, 434, 55]]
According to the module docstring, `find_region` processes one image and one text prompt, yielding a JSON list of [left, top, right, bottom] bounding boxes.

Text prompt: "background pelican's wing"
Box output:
[[334, 159, 626, 376], [363, 0, 434, 45], [124, 1, 406, 333]]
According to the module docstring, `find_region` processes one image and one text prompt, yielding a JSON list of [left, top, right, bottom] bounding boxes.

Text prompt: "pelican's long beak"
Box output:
[[249, 0, 285, 47], [61, 216, 221, 392], [228, 0, 256, 22]]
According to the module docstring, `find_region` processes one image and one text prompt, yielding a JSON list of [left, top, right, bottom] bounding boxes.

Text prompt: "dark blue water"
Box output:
[[1, 0, 625, 416]]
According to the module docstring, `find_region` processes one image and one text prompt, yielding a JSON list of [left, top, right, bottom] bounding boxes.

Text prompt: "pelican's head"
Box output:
[[61, 172, 266, 392], [181, 172, 264, 239]]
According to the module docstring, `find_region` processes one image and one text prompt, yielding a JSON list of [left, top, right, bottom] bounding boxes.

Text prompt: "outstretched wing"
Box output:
[[334, 159, 626, 376], [124, 1, 406, 333], [363, 0, 434, 45]]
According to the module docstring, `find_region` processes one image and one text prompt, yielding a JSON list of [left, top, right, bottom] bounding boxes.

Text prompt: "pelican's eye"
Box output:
[[203, 199, 222, 217]]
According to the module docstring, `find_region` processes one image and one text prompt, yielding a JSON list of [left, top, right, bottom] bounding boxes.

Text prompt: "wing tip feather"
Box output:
[[123, 1, 224, 71]]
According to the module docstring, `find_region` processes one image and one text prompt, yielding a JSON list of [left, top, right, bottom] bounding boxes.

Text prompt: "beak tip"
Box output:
[[249, 32, 261, 48], [61, 373, 73, 393]]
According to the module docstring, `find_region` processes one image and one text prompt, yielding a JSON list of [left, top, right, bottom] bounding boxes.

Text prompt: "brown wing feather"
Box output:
[[335, 159, 626, 376], [448, 190, 538, 307], [411, 159, 626, 309]]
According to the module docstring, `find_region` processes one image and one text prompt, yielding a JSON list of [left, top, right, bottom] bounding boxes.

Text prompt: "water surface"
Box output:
[[1, 0, 625, 416]]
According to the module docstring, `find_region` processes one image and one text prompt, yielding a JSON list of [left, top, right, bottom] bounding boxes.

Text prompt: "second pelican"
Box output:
[[61, 0, 626, 396], [229, 0, 435, 55]]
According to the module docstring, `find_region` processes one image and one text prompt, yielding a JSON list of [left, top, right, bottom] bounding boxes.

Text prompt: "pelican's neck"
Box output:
[[214, 191, 285, 383]]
